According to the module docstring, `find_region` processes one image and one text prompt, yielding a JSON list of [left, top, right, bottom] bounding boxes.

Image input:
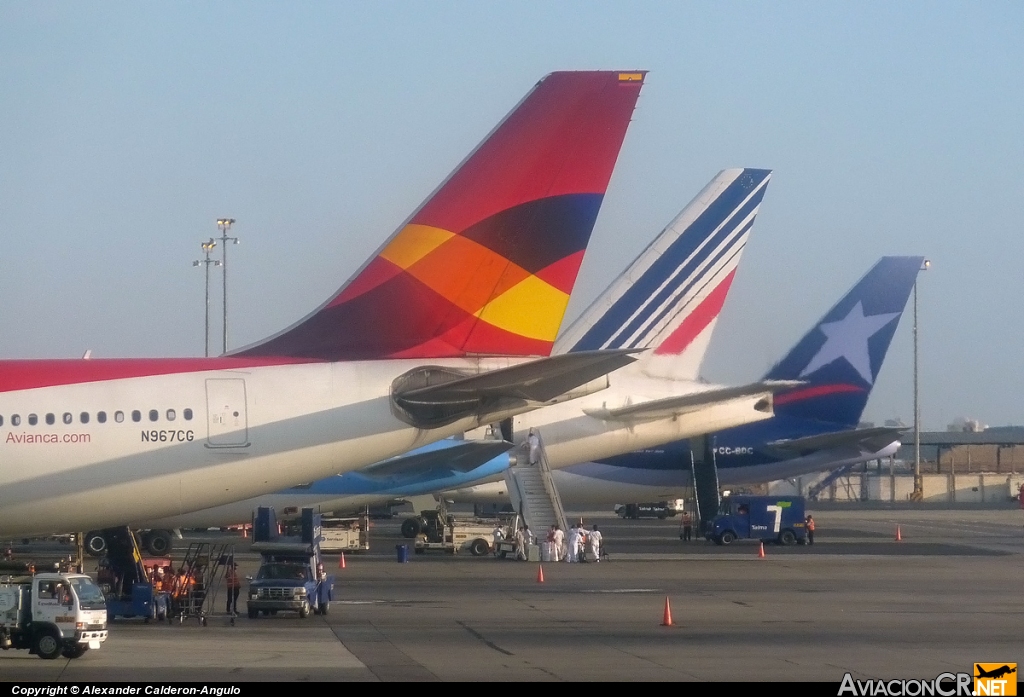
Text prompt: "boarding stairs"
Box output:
[[807, 464, 856, 501], [504, 431, 568, 538], [173, 541, 236, 625], [690, 435, 721, 535]]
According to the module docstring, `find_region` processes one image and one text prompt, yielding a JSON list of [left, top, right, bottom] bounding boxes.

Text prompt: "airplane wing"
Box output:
[[360, 440, 513, 479], [766, 426, 905, 456], [582, 380, 802, 423], [391, 349, 641, 429]]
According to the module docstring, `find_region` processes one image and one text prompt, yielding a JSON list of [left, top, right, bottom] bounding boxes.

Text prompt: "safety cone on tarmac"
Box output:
[[758, 542, 766, 558], [896, 525, 902, 542], [661, 596, 673, 627], [537, 565, 545, 583], [339, 553, 346, 569]]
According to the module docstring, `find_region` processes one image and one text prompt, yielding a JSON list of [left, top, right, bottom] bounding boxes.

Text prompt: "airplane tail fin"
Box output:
[[555, 168, 772, 380], [766, 256, 924, 427], [234, 71, 646, 361]]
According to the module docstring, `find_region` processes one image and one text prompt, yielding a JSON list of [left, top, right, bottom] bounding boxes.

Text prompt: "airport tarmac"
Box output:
[[2, 507, 1022, 682]]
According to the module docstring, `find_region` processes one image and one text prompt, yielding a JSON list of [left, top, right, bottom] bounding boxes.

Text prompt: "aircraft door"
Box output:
[[205, 378, 250, 448]]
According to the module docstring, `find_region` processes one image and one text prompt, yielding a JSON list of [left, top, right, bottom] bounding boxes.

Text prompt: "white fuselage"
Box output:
[[444, 442, 902, 508], [0, 357, 542, 536], [140, 365, 775, 529]]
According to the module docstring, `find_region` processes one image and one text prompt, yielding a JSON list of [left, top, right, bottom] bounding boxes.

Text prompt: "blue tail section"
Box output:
[[765, 256, 923, 427]]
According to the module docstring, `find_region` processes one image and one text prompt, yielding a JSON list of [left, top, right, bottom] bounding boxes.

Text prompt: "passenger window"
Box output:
[[184, 408, 193, 421], [80, 412, 90, 424], [63, 412, 72, 425], [132, 410, 141, 423], [114, 411, 124, 423], [12, 414, 21, 426], [28, 414, 38, 426], [97, 411, 107, 424], [149, 409, 158, 422], [45, 413, 55, 425], [166, 409, 176, 421]]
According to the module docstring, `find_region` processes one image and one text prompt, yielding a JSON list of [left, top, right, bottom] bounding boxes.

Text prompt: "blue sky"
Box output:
[[1, 2, 1022, 429]]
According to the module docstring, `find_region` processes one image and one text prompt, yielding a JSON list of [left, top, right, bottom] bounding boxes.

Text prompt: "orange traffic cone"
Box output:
[[758, 542, 766, 558], [661, 596, 673, 626], [895, 525, 902, 542], [339, 553, 346, 569], [536, 565, 545, 583]]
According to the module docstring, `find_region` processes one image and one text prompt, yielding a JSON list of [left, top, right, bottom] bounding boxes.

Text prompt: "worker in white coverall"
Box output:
[[588, 525, 603, 562], [528, 429, 541, 465], [492, 525, 504, 557], [551, 525, 564, 562], [565, 524, 581, 563]]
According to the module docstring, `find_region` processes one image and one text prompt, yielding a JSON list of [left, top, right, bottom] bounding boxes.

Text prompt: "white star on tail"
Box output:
[[799, 301, 900, 384]]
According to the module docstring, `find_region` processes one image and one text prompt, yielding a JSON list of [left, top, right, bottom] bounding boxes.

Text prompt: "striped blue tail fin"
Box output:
[[556, 168, 771, 380]]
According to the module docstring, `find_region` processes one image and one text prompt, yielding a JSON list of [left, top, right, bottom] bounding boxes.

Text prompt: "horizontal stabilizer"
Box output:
[[767, 426, 905, 457], [391, 349, 640, 429], [361, 440, 514, 478], [583, 380, 802, 423]]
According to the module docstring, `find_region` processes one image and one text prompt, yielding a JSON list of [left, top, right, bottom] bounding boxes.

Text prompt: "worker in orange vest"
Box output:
[[225, 562, 241, 615], [806, 515, 816, 545]]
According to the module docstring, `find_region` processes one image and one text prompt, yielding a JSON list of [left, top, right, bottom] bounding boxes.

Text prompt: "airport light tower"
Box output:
[[913, 258, 931, 501], [192, 239, 220, 357], [217, 218, 238, 355]]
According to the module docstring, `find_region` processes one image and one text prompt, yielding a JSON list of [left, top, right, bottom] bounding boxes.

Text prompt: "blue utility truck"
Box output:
[[707, 495, 807, 546], [247, 508, 334, 619]]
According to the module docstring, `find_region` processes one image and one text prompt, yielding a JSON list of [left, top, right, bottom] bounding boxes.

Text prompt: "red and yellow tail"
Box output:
[[237, 71, 645, 361]]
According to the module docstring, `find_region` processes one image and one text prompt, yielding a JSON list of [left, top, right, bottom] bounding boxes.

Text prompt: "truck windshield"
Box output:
[[69, 577, 106, 610], [256, 564, 308, 581]]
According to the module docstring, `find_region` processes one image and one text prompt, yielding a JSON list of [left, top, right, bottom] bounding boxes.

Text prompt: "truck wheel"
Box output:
[[144, 529, 173, 556], [779, 530, 797, 546], [401, 518, 422, 538], [84, 531, 107, 557], [33, 629, 62, 660], [62, 644, 88, 659], [720, 531, 736, 546], [470, 539, 489, 557]]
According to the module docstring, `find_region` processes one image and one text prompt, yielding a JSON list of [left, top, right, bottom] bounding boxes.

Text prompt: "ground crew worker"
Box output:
[[806, 515, 815, 545], [225, 562, 241, 615], [528, 429, 541, 465], [551, 525, 564, 561], [588, 525, 603, 562], [153, 567, 169, 620], [565, 524, 580, 563], [514, 526, 526, 561], [492, 524, 505, 557], [681, 511, 693, 541]]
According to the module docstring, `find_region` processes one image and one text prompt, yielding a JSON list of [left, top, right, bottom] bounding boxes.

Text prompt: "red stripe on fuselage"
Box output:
[[0, 357, 316, 393], [774, 383, 865, 405], [652, 270, 736, 355]]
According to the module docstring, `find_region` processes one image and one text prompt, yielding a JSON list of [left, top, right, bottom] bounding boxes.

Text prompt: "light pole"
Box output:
[[192, 239, 220, 357], [913, 258, 931, 500], [217, 218, 238, 355]]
